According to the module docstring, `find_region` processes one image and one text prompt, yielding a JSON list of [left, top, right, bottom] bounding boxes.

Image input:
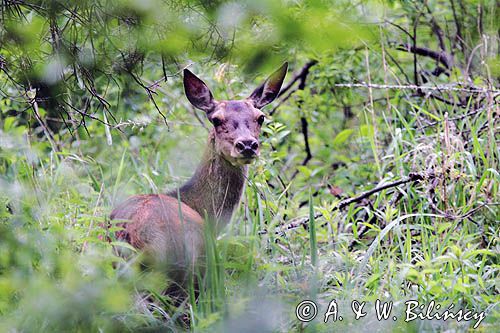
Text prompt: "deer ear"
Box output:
[[249, 62, 288, 109], [184, 69, 216, 113]]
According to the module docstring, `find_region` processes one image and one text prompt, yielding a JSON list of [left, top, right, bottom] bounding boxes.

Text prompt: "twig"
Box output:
[[384, 20, 412, 39], [331, 82, 498, 93], [27, 89, 60, 152], [419, 106, 486, 129], [329, 173, 424, 212], [125, 69, 169, 128], [450, 0, 466, 53], [274, 60, 318, 180], [421, 91, 467, 108], [412, 12, 422, 86], [62, 100, 117, 129], [270, 88, 297, 115], [290, 116, 313, 179], [383, 48, 412, 84], [278, 60, 318, 97], [270, 60, 318, 116], [259, 172, 428, 235], [299, 117, 312, 165], [425, 3, 447, 52], [465, 43, 483, 80], [396, 44, 453, 69]]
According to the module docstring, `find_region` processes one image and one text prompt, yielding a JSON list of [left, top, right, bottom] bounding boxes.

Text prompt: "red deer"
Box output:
[[110, 63, 288, 290]]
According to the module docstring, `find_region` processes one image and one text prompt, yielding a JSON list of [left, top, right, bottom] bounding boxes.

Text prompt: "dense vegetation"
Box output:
[[0, 0, 498, 331]]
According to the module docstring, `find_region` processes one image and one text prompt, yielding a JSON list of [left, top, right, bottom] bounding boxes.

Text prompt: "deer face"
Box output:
[[183, 63, 288, 166]]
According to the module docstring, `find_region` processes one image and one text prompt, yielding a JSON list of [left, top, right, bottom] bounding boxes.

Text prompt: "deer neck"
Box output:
[[173, 131, 248, 231]]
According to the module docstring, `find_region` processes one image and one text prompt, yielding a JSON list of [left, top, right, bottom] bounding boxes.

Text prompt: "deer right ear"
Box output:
[[183, 69, 216, 113], [249, 62, 288, 109]]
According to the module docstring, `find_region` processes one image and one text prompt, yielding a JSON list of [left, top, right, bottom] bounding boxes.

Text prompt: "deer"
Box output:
[[109, 63, 288, 293]]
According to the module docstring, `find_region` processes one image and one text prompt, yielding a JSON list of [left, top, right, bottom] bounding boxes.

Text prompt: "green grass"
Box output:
[[1, 97, 499, 332], [0, 0, 498, 330], [1, 57, 499, 333]]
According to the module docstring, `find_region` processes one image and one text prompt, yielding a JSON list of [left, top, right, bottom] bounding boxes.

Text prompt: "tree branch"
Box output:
[[278, 60, 318, 97], [270, 60, 318, 116], [424, 3, 447, 52], [299, 117, 312, 165], [396, 44, 453, 69], [259, 172, 428, 235]]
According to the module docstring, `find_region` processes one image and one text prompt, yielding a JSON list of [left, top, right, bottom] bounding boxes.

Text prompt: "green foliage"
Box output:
[[1, 0, 499, 332]]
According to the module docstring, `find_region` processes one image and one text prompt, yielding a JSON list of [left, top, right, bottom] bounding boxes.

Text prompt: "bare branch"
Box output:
[[270, 60, 318, 116], [278, 60, 318, 97], [331, 82, 498, 94], [396, 44, 453, 69], [424, 3, 447, 52], [125, 69, 169, 129], [259, 172, 428, 235]]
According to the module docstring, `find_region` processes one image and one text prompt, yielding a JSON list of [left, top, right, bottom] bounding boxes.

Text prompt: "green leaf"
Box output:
[[332, 129, 354, 147], [297, 166, 312, 178], [3, 117, 16, 131]]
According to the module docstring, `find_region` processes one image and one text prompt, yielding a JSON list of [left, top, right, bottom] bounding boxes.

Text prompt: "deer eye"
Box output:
[[257, 115, 265, 125], [211, 117, 223, 127]]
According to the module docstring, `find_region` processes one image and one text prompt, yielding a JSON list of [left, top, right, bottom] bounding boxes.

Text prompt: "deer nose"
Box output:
[[235, 139, 259, 157]]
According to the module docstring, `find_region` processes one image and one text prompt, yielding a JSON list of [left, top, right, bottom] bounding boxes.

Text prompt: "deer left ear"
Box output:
[[249, 62, 288, 109]]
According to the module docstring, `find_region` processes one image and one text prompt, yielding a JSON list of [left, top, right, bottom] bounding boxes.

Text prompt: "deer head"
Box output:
[[183, 63, 288, 166]]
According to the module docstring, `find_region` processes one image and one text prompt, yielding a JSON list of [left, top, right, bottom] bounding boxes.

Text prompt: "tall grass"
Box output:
[[1, 27, 498, 333]]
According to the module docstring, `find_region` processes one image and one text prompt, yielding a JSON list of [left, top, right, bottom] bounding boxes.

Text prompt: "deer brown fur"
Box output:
[[109, 63, 288, 287]]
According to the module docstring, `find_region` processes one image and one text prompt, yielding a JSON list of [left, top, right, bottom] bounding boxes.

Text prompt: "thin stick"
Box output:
[[396, 44, 453, 69], [278, 60, 318, 97], [419, 106, 487, 129], [270, 60, 318, 116], [259, 173, 427, 235], [332, 82, 498, 93], [28, 90, 59, 152]]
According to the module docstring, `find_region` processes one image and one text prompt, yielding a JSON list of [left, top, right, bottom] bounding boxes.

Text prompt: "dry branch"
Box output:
[[278, 60, 319, 97], [332, 82, 498, 94], [269, 60, 319, 181], [270, 60, 318, 116], [259, 172, 428, 235], [396, 43, 453, 69]]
